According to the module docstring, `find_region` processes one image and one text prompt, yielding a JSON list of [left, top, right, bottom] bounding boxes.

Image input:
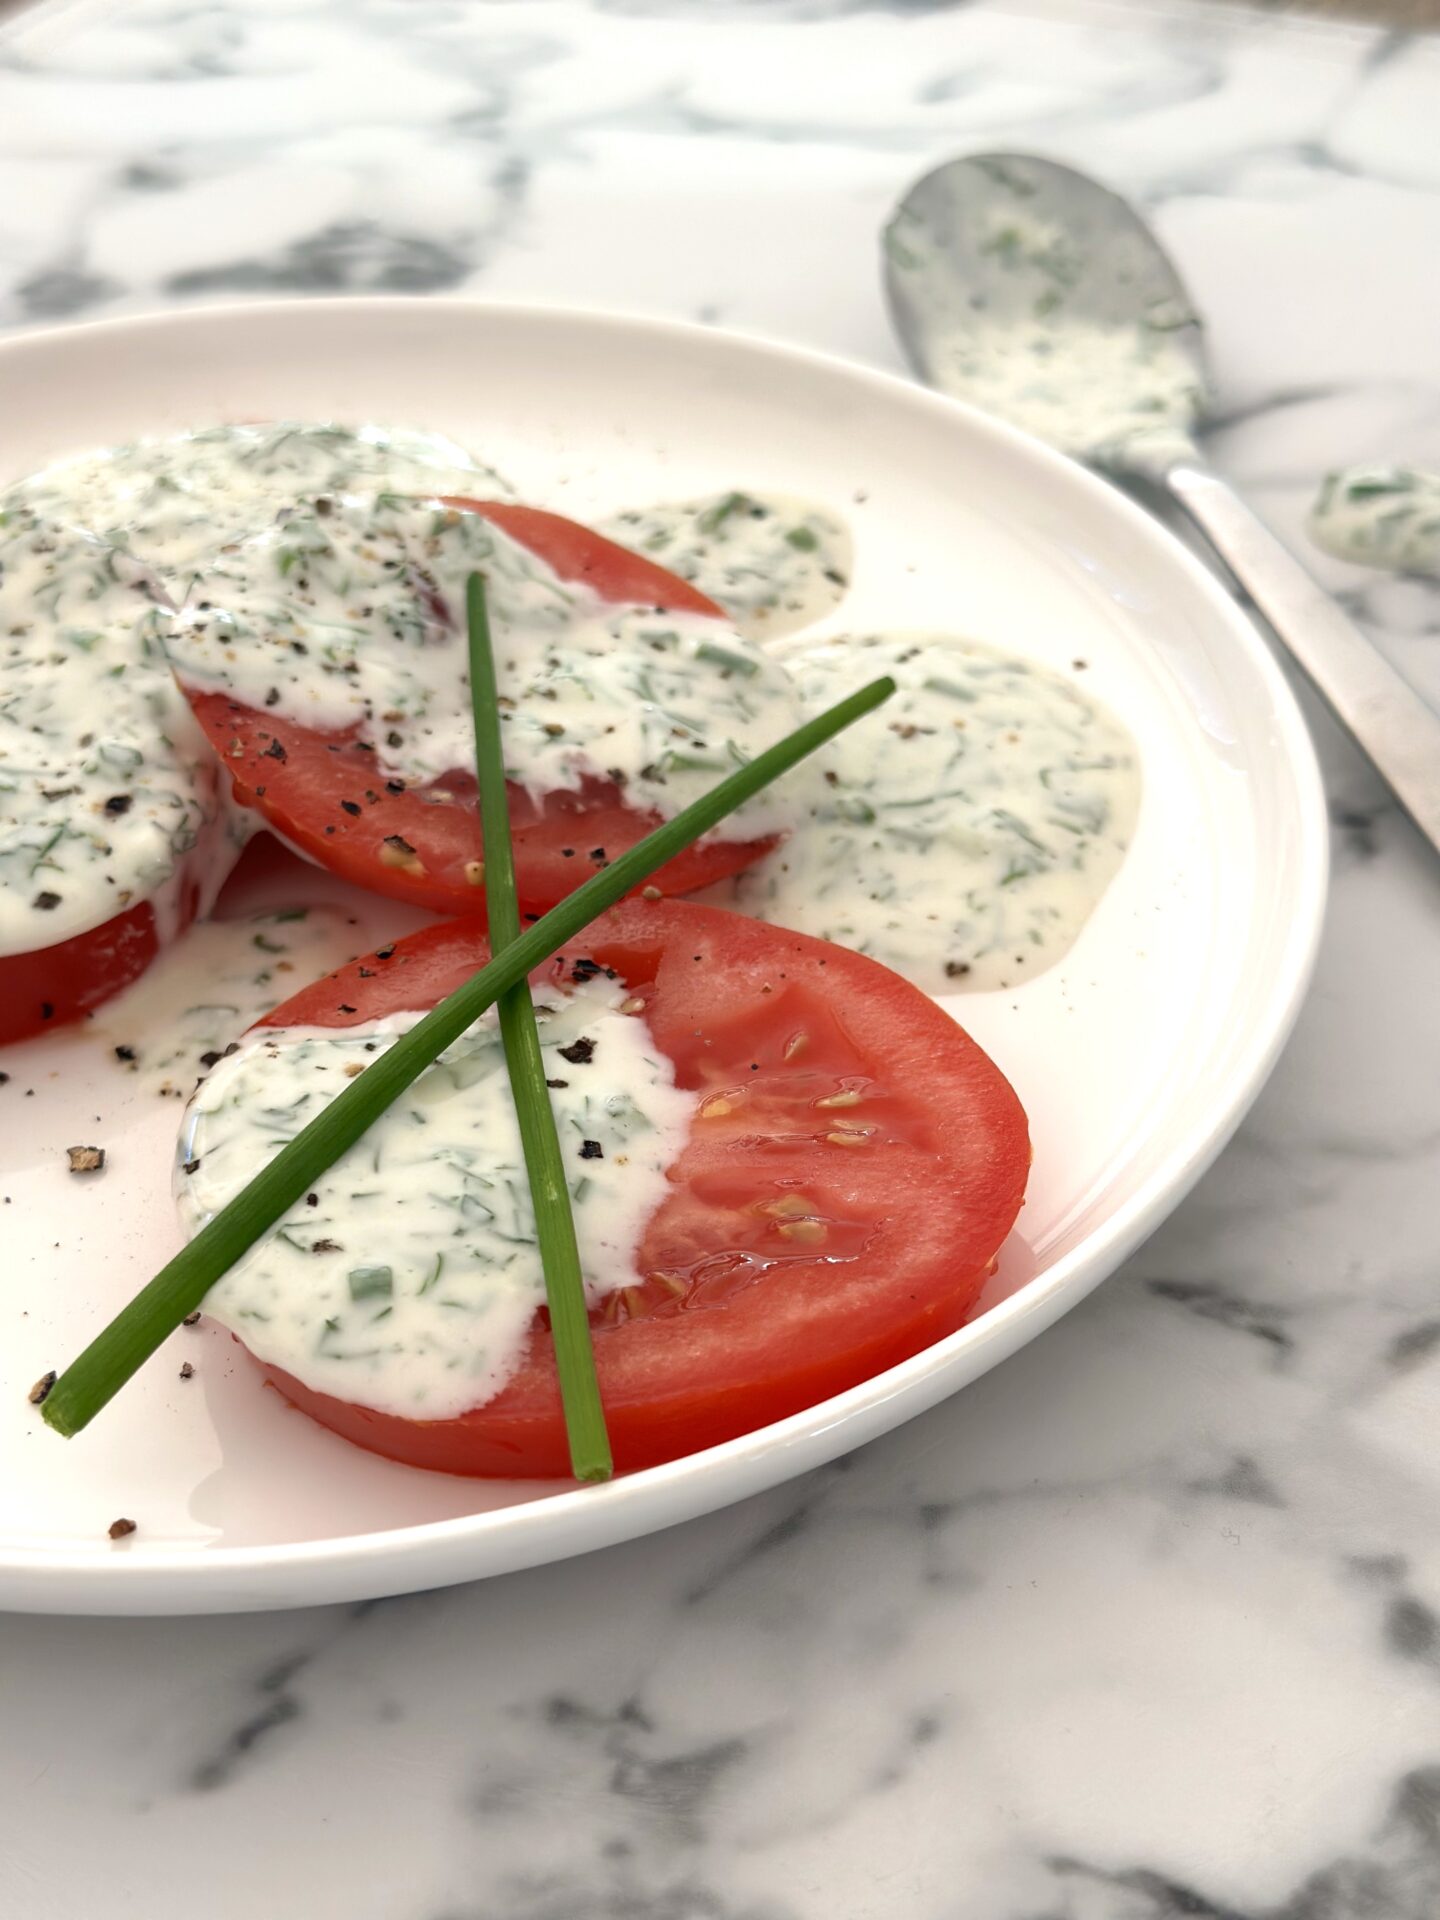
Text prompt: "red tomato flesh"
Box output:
[[250, 901, 1030, 1478], [0, 852, 218, 1048], [2, 900, 162, 1048], [178, 502, 777, 919]]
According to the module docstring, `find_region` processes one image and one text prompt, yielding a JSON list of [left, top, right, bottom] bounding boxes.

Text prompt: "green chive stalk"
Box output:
[[466, 574, 611, 1482]]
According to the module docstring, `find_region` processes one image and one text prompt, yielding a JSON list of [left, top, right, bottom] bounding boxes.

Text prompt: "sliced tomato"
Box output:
[[0, 903, 160, 1048], [0, 857, 220, 1049], [249, 901, 1030, 1478], [178, 502, 777, 919]]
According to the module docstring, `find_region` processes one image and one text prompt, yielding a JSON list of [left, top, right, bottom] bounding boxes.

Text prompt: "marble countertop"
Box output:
[[3, 1, 1440, 1914]]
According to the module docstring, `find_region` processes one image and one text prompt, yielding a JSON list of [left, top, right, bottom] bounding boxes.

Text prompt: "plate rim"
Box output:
[[0, 294, 1329, 1612]]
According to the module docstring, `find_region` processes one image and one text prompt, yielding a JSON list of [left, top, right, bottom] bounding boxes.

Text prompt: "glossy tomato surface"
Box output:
[[179, 502, 776, 919], [0, 903, 166, 1048], [0, 849, 221, 1048], [249, 901, 1031, 1478]]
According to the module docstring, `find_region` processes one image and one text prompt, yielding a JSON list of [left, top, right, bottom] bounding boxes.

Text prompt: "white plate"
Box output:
[[0, 299, 1326, 1614]]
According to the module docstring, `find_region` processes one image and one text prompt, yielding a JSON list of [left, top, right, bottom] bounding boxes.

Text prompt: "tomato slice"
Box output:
[[177, 502, 778, 918], [0, 840, 226, 1048], [2, 900, 162, 1048], [247, 901, 1030, 1477]]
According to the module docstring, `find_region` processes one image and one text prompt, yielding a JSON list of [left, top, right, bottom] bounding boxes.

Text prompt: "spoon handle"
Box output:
[[1163, 457, 1440, 856]]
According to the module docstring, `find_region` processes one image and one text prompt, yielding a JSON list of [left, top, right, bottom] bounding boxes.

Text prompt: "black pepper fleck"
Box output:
[[579, 1140, 603, 1160]]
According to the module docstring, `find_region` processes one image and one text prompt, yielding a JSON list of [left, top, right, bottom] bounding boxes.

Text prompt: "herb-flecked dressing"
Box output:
[[94, 907, 368, 1099], [733, 632, 1140, 993], [887, 169, 1202, 458], [0, 425, 501, 959], [162, 493, 804, 841], [601, 491, 852, 641], [1309, 467, 1440, 577], [0, 505, 221, 954], [176, 982, 693, 1419]]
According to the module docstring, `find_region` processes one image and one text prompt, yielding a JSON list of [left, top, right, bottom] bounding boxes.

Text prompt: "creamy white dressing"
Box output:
[[732, 632, 1141, 993], [161, 492, 804, 840], [1309, 467, 1440, 576], [0, 505, 223, 954], [17, 422, 505, 580], [600, 491, 852, 641], [91, 906, 367, 1099], [887, 182, 1202, 458], [934, 311, 1200, 459], [176, 982, 693, 1419], [0, 424, 502, 964]]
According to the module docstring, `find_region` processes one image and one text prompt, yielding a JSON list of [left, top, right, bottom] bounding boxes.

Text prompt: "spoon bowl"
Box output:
[[884, 152, 1207, 461]]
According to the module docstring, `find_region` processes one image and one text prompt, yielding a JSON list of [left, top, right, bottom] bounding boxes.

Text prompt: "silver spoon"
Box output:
[[883, 150, 1440, 856]]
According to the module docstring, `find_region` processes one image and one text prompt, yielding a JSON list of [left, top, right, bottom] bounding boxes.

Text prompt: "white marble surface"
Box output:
[[3, 0, 1440, 1914]]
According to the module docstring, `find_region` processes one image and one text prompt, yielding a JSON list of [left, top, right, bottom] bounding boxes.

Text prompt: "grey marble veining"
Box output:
[[2, 1, 1440, 1915]]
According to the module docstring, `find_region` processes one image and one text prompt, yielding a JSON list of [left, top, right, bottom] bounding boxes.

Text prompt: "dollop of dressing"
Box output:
[[734, 633, 1140, 993], [1309, 467, 1440, 576], [0, 424, 502, 959], [19, 422, 505, 578], [0, 506, 221, 954], [163, 494, 804, 839], [176, 983, 692, 1419], [601, 491, 852, 640]]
